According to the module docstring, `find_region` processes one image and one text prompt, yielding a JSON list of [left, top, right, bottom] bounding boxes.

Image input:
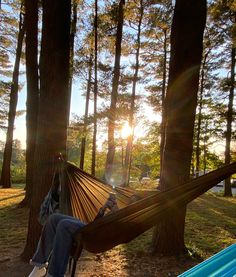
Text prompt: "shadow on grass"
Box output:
[[118, 193, 236, 276], [185, 193, 236, 255], [0, 192, 25, 203]]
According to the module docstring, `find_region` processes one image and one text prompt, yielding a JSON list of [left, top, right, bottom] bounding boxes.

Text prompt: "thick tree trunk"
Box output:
[[224, 47, 235, 197], [104, 0, 125, 182], [152, 0, 206, 255], [19, 0, 39, 207], [0, 9, 25, 188], [22, 0, 71, 260]]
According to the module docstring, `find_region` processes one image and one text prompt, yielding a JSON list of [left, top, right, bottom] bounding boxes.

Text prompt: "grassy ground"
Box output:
[[0, 184, 236, 276], [0, 184, 28, 262]]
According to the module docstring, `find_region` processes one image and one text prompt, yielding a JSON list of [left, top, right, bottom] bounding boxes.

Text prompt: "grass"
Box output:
[[185, 192, 236, 258], [0, 184, 29, 262], [0, 184, 236, 265], [118, 191, 236, 262]]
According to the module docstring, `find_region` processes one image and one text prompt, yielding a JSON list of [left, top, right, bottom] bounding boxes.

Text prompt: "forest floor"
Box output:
[[0, 184, 236, 277]]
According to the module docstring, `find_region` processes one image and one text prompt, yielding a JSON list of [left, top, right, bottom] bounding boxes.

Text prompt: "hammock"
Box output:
[[59, 161, 155, 224], [57, 161, 236, 256]]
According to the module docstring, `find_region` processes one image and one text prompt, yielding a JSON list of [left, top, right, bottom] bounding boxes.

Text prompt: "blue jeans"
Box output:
[[31, 213, 86, 277]]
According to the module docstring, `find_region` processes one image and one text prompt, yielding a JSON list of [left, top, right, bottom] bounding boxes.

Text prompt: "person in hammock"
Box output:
[[28, 193, 118, 277]]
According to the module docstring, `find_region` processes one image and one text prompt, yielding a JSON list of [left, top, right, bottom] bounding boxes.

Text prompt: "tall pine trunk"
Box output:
[[22, 0, 71, 260], [159, 28, 168, 175], [68, 0, 77, 126], [224, 46, 235, 197], [20, 0, 39, 207], [0, 7, 25, 188], [123, 0, 143, 186], [152, 0, 206, 255], [92, 0, 98, 176], [195, 52, 208, 177], [104, 0, 125, 181], [80, 54, 92, 170]]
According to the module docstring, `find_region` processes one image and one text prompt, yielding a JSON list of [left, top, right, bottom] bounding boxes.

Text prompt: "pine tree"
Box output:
[[209, 0, 236, 196], [22, 0, 71, 259], [152, 0, 206, 255], [20, 0, 39, 207], [104, 0, 125, 182], [0, 2, 25, 188]]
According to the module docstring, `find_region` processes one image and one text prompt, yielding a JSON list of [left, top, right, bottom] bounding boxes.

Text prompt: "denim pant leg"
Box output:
[[47, 217, 86, 277], [31, 214, 74, 265]]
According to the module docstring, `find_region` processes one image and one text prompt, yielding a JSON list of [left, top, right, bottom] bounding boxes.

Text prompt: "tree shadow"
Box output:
[[119, 193, 236, 276], [0, 192, 25, 203]]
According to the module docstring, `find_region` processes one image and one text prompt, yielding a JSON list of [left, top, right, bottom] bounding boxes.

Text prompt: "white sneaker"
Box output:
[[28, 266, 47, 277]]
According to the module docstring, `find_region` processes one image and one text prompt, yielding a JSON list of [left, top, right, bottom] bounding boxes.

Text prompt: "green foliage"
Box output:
[[205, 152, 224, 169], [132, 121, 161, 179], [192, 0, 236, 175], [0, 1, 26, 134], [0, 139, 26, 183], [0, 81, 10, 129], [11, 163, 26, 183], [67, 118, 99, 174]]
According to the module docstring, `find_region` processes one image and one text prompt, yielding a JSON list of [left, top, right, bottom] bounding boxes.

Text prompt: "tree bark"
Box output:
[[22, 0, 71, 260], [104, 0, 125, 182], [80, 54, 92, 170], [195, 52, 208, 177], [159, 28, 168, 177], [92, 0, 98, 176], [224, 47, 235, 197], [67, 0, 77, 126], [152, 0, 206, 255], [19, 0, 39, 207], [0, 7, 25, 188]]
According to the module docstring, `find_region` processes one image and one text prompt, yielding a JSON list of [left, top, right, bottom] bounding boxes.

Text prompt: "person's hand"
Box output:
[[94, 193, 118, 221], [103, 193, 117, 210]]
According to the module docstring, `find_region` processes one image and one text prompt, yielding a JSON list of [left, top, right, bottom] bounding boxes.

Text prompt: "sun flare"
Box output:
[[121, 122, 132, 139]]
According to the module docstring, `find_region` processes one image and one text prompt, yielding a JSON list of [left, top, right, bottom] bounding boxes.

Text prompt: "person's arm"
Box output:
[[94, 192, 118, 220]]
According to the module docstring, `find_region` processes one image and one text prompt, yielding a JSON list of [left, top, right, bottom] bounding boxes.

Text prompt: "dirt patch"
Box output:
[[0, 247, 197, 277]]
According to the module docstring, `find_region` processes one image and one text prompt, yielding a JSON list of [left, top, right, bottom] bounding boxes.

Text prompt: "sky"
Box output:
[[0, 66, 225, 157], [0, 84, 86, 149], [0, 80, 162, 150]]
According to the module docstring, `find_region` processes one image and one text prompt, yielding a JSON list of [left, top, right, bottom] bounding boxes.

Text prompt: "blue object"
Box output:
[[178, 244, 236, 277]]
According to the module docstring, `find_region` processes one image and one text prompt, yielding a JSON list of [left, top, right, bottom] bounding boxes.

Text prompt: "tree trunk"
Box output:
[[195, 52, 208, 177], [67, 0, 77, 126], [152, 0, 206, 255], [0, 8, 25, 188], [22, 0, 71, 260], [224, 47, 235, 197], [159, 28, 168, 175], [92, 0, 98, 176], [123, 0, 143, 186], [104, 0, 125, 182], [203, 125, 207, 174], [19, 0, 39, 207], [80, 54, 92, 170]]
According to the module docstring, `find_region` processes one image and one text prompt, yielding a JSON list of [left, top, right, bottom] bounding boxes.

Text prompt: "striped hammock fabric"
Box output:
[[57, 160, 236, 254], [61, 162, 143, 223]]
